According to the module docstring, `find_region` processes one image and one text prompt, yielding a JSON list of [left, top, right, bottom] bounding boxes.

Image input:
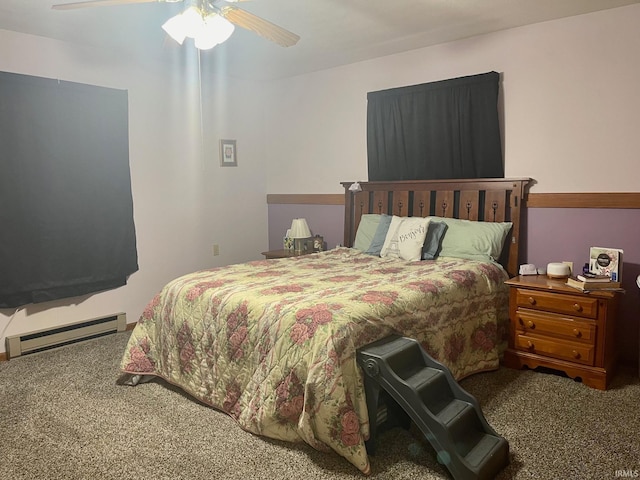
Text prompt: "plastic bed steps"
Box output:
[[357, 335, 509, 480]]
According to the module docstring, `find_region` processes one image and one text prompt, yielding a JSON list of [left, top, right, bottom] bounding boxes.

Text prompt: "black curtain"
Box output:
[[0, 72, 138, 308], [367, 71, 503, 181]]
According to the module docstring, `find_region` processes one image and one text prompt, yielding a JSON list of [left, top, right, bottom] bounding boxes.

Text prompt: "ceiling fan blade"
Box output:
[[52, 0, 180, 10], [220, 6, 299, 47]]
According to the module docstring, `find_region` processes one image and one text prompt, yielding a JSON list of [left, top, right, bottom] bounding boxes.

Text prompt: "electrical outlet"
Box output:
[[213, 244, 220, 256], [562, 261, 573, 274]]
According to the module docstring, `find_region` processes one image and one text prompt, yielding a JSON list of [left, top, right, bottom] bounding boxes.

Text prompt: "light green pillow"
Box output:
[[432, 217, 512, 262], [353, 214, 384, 251]]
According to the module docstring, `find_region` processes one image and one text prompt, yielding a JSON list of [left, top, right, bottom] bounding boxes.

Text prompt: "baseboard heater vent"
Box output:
[[5, 312, 126, 360]]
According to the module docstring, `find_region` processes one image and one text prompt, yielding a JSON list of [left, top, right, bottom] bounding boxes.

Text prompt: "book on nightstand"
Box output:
[[576, 273, 612, 282], [566, 276, 622, 292]]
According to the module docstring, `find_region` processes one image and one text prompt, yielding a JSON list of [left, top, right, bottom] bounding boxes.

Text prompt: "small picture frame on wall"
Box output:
[[220, 139, 237, 167]]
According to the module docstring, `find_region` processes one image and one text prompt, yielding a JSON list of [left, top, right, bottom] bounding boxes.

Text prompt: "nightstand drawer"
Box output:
[[515, 288, 598, 319], [516, 310, 596, 343], [515, 333, 595, 366]]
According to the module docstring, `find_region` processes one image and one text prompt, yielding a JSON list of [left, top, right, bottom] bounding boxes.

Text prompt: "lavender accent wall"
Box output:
[[525, 208, 640, 367], [268, 203, 640, 368], [267, 204, 345, 252]]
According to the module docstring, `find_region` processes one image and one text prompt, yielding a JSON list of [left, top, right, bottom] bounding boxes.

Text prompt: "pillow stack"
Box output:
[[352, 214, 512, 263]]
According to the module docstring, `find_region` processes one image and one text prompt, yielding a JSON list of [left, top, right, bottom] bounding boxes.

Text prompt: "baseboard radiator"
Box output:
[[5, 312, 127, 360]]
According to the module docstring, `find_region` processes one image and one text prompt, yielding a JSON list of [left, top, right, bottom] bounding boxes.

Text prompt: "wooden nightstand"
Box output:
[[503, 275, 620, 390], [261, 249, 314, 259]]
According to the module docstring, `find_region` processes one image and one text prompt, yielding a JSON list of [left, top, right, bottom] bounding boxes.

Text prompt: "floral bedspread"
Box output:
[[120, 247, 508, 474]]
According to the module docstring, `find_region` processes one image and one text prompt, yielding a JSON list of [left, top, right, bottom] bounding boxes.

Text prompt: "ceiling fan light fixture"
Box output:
[[195, 14, 235, 50], [161, 12, 188, 44], [181, 6, 206, 39], [55, 0, 300, 50]]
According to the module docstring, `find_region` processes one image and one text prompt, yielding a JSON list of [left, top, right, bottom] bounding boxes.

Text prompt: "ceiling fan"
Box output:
[[51, 0, 300, 50]]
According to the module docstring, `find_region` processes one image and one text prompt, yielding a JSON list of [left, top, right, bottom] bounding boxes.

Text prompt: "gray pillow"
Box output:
[[365, 214, 392, 256], [421, 221, 447, 260]]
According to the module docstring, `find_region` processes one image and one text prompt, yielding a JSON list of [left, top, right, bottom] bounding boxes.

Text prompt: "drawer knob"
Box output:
[[528, 297, 536, 305], [573, 303, 582, 312], [527, 320, 535, 329], [573, 328, 582, 338], [526, 341, 534, 350], [572, 350, 581, 359]]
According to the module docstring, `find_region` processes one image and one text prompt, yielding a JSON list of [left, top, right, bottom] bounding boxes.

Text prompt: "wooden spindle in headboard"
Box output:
[[485, 190, 506, 222], [435, 191, 454, 218], [392, 191, 409, 216], [372, 191, 387, 214], [412, 191, 431, 217], [459, 190, 479, 220]]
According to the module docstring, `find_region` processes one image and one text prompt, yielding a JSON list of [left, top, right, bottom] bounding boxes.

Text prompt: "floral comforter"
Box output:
[[120, 247, 508, 474]]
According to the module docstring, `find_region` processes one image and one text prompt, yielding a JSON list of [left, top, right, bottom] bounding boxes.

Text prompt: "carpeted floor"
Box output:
[[0, 331, 638, 480]]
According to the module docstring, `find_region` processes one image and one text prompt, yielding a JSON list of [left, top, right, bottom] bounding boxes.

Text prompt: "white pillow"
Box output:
[[380, 216, 430, 261]]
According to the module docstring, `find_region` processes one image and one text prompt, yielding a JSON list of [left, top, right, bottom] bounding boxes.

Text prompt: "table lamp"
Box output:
[[290, 218, 312, 253]]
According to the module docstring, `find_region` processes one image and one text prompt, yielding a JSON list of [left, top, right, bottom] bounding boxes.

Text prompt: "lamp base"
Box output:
[[293, 237, 311, 253]]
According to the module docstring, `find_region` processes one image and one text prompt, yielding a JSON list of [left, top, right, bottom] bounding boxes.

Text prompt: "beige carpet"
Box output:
[[1, 331, 638, 480]]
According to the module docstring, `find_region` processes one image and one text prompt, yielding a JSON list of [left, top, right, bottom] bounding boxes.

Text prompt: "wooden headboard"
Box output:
[[341, 178, 532, 278]]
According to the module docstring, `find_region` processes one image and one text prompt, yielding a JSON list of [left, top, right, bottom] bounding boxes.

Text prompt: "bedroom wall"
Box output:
[[261, 4, 640, 194], [262, 5, 640, 367], [0, 30, 268, 356]]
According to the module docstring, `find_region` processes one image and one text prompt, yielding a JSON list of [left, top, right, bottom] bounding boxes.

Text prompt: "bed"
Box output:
[[120, 178, 530, 474]]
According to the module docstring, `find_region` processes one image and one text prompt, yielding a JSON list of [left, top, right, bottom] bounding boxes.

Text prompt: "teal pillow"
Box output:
[[353, 214, 384, 251], [365, 214, 392, 256], [421, 221, 447, 260], [433, 217, 512, 262]]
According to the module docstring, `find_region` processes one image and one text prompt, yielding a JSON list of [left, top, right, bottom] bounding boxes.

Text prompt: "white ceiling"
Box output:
[[1, 0, 639, 80]]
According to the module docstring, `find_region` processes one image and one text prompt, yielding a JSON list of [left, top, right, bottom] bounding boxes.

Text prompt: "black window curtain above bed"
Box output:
[[367, 71, 504, 181], [0, 72, 138, 309]]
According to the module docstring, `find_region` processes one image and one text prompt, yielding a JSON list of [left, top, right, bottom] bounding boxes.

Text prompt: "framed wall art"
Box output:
[[220, 139, 237, 167]]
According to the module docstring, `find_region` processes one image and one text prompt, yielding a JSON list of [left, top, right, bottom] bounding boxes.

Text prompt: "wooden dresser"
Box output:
[[503, 275, 620, 390]]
